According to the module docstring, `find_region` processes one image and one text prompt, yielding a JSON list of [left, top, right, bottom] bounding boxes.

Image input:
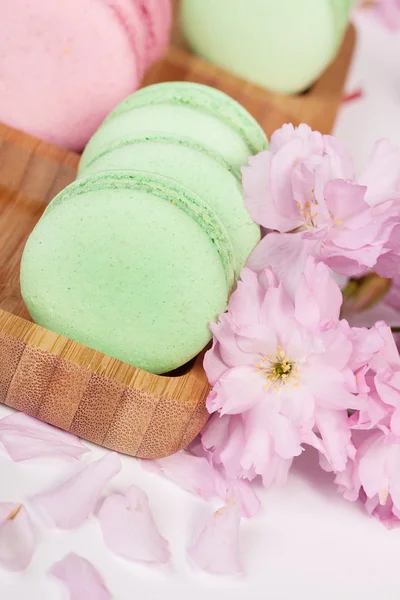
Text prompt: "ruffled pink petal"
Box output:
[[304, 364, 363, 410], [206, 366, 264, 415], [241, 150, 302, 232], [32, 453, 121, 529], [246, 232, 317, 299], [324, 179, 369, 222], [295, 257, 342, 330], [0, 504, 35, 571], [98, 485, 169, 564], [357, 432, 390, 499], [188, 488, 242, 575], [0, 412, 89, 462], [203, 336, 229, 386], [49, 553, 111, 600], [348, 325, 386, 371], [228, 268, 264, 327], [313, 408, 355, 472]]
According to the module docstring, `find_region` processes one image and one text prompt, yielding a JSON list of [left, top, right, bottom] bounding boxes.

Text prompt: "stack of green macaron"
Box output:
[[20, 82, 268, 374]]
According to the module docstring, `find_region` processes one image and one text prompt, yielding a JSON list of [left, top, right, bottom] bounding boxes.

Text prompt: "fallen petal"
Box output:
[[0, 412, 89, 462], [32, 453, 121, 529], [49, 553, 111, 600], [141, 452, 217, 500], [188, 488, 242, 575], [98, 485, 169, 564], [142, 451, 261, 519], [0, 503, 35, 571]]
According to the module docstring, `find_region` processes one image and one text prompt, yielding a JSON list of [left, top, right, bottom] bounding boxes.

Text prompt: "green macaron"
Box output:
[[180, 0, 352, 94], [80, 134, 261, 275], [79, 81, 268, 173], [20, 171, 235, 374]]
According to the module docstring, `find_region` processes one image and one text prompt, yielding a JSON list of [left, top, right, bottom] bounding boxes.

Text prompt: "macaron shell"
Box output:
[[21, 172, 232, 374], [106, 81, 268, 156], [328, 0, 353, 48], [80, 136, 260, 274], [103, 0, 149, 76], [0, 0, 144, 151], [180, 0, 337, 95], [136, 0, 172, 65], [79, 103, 254, 171]]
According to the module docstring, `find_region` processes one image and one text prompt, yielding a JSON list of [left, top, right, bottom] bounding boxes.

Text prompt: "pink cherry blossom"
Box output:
[[0, 503, 35, 571], [242, 125, 400, 290], [49, 553, 111, 600], [336, 430, 400, 527], [0, 412, 89, 462], [98, 485, 170, 564], [32, 452, 121, 529], [188, 488, 242, 575], [203, 258, 381, 485]]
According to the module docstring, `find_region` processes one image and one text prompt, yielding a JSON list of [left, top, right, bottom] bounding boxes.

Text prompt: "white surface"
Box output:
[[2, 14, 400, 600]]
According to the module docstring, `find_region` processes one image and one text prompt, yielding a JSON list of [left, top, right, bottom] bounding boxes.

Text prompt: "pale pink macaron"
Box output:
[[0, 0, 171, 151]]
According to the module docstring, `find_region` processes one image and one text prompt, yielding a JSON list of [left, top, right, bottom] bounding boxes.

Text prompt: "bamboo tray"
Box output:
[[0, 17, 355, 459]]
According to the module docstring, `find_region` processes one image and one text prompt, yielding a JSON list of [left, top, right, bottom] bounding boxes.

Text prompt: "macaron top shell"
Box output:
[[80, 135, 261, 274], [21, 171, 235, 374], [107, 82, 269, 156], [136, 0, 172, 64]]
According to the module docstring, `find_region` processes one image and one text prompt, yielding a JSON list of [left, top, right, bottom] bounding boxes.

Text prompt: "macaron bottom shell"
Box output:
[[21, 172, 234, 374]]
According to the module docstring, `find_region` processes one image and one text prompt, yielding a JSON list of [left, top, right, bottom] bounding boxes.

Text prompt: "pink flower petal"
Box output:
[[241, 150, 302, 232], [295, 257, 342, 330], [188, 488, 242, 575], [313, 408, 355, 472], [207, 366, 264, 415], [49, 553, 111, 600], [0, 504, 35, 571], [142, 452, 218, 500], [0, 412, 89, 462], [32, 453, 121, 529], [98, 485, 169, 564], [246, 232, 317, 299]]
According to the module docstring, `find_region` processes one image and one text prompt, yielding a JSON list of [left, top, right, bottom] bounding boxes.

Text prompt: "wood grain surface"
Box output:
[[0, 13, 355, 457]]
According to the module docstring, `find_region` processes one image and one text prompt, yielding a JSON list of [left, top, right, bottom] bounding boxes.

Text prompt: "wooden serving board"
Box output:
[[0, 15, 355, 458]]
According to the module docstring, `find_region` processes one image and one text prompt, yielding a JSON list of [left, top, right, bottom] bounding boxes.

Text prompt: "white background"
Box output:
[[2, 11, 400, 600]]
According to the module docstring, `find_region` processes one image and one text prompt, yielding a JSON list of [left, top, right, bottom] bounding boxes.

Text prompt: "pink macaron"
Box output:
[[0, 0, 172, 151]]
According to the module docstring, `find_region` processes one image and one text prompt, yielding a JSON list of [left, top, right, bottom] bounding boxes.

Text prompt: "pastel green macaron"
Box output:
[[80, 134, 261, 274], [20, 171, 235, 374], [180, 0, 353, 94], [79, 82, 268, 172]]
